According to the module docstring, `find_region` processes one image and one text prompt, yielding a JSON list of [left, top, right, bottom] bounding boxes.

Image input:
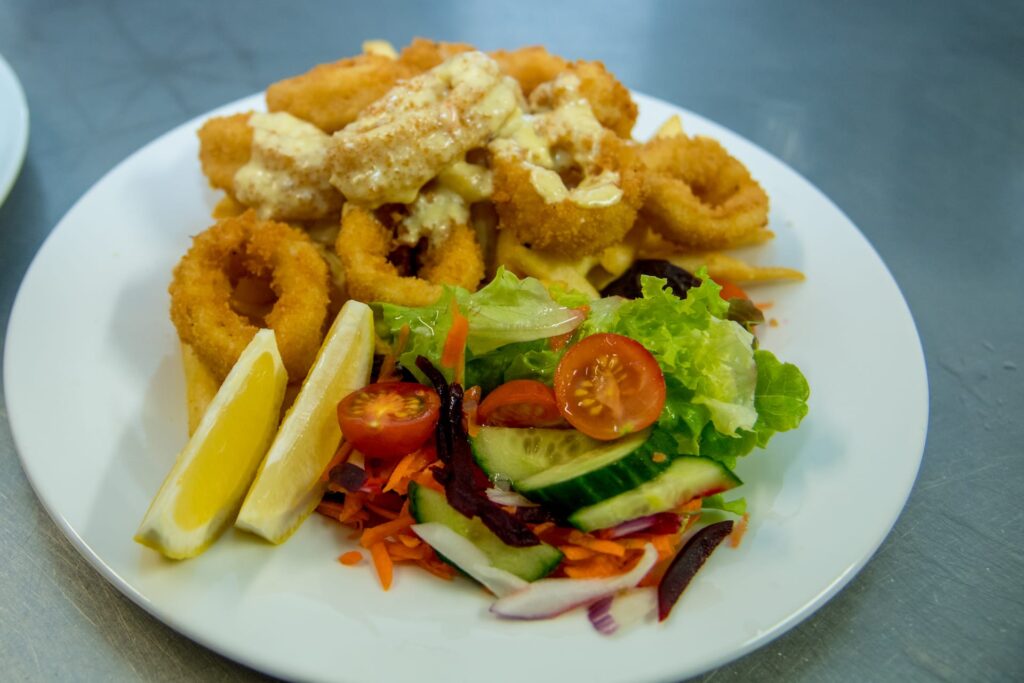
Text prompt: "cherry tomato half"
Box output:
[[553, 333, 666, 440], [478, 379, 566, 428], [337, 382, 440, 459]]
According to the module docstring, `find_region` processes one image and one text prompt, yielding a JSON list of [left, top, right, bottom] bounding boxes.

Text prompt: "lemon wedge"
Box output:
[[235, 300, 374, 544], [135, 329, 288, 559]]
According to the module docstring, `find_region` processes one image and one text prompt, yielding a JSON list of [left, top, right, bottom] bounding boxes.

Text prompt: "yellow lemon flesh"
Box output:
[[236, 300, 374, 544], [135, 329, 288, 559]]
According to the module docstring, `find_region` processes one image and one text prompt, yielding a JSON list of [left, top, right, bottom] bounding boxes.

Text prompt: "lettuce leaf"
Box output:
[[374, 269, 584, 383], [592, 275, 757, 437]]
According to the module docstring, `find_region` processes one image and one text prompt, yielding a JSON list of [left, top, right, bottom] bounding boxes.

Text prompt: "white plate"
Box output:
[[0, 53, 29, 206], [4, 92, 927, 682]]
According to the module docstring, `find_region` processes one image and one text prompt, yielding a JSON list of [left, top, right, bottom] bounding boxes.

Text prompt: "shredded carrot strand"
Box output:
[[339, 551, 363, 566], [370, 542, 393, 590], [441, 301, 469, 384], [568, 532, 628, 557], [364, 502, 401, 520], [360, 515, 415, 548], [560, 545, 597, 561], [730, 513, 750, 548]]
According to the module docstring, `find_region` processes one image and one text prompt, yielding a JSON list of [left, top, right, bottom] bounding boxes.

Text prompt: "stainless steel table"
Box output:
[[1, 1, 1021, 680]]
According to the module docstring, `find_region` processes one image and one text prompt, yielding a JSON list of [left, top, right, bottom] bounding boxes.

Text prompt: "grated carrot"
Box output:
[[563, 554, 625, 579], [397, 533, 421, 548], [568, 532, 628, 558], [339, 551, 363, 566], [370, 542, 393, 590], [360, 515, 415, 548], [560, 545, 597, 561], [729, 513, 750, 548]]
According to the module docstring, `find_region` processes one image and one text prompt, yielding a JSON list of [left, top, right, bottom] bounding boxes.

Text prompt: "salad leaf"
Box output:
[[590, 274, 757, 437], [459, 268, 585, 355], [374, 270, 585, 383], [374, 289, 457, 383], [701, 494, 748, 516], [464, 339, 562, 394]]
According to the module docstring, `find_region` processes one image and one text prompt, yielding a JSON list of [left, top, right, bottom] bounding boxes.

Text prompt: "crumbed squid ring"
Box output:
[[491, 132, 646, 257], [265, 53, 415, 133], [169, 211, 330, 382], [639, 134, 771, 250], [335, 206, 485, 307]]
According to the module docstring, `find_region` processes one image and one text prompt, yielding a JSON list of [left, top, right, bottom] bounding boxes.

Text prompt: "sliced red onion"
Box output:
[[485, 487, 539, 508], [411, 523, 527, 597], [587, 588, 658, 636], [606, 512, 682, 538], [491, 544, 657, 620]]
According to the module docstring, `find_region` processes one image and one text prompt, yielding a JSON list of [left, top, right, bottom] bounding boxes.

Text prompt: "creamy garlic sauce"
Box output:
[[491, 71, 624, 209], [234, 112, 339, 220], [330, 52, 520, 207], [398, 187, 469, 247]]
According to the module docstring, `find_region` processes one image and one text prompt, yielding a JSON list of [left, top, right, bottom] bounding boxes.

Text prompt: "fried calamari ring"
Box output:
[[198, 111, 342, 222], [335, 206, 484, 307], [639, 134, 771, 249], [491, 132, 645, 256], [567, 61, 637, 139], [197, 112, 253, 193], [169, 212, 330, 382], [265, 54, 415, 133], [490, 46, 568, 96], [329, 52, 520, 207], [398, 37, 476, 73]]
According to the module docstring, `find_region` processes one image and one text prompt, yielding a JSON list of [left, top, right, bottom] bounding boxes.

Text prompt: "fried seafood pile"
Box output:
[[174, 38, 801, 396]]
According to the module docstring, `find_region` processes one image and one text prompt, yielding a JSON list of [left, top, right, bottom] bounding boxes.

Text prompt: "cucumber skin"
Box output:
[[567, 457, 742, 532], [408, 483, 562, 582], [520, 444, 672, 514], [471, 427, 598, 483]]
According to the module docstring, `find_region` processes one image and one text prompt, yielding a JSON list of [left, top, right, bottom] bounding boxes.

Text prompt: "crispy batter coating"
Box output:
[[490, 46, 568, 96], [197, 113, 253, 192], [329, 52, 520, 207], [169, 212, 329, 382], [198, 112, 342, 221], [335, 206, 484, 307], [491, 134, 646, 256], [266, 54, 415, 133], [639, 134, 771, 250], [569, 61, 638, 139], [398, 37, 475, 72]]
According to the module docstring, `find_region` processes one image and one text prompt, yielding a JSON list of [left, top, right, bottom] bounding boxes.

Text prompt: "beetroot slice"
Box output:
[[657, 521, 734, 621]]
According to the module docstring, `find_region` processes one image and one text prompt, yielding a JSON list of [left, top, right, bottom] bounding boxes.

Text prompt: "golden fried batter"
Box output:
[[197, 113, 253, 192], [335, 206, 484, 307], [491, 134, 645, 256], [169, 211, 330, 382], [266, 54, 415, 133], [490, 46, 568, 96], [569, 61, 638, 139], [398, 37, 475, 72], [639, 134, 771, 250], [329, 52, 520, 207]]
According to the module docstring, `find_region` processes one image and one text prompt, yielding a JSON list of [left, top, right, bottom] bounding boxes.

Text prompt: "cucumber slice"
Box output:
[[408, 483, 562, 582], [514, 429, 654, 511], [568, 457, 742, 532], [471, 427, 604, 482]]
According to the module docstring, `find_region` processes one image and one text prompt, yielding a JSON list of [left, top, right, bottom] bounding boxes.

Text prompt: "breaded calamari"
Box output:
[[266, 53, 414, 133], [335, 205, 484, 307], [169, 211, 330, 382], [639, 133, 771, 250]]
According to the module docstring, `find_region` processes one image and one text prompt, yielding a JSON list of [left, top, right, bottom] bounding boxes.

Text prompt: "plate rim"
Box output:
[[0, 52, 30, 206], [3, 89, 929, 682]]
